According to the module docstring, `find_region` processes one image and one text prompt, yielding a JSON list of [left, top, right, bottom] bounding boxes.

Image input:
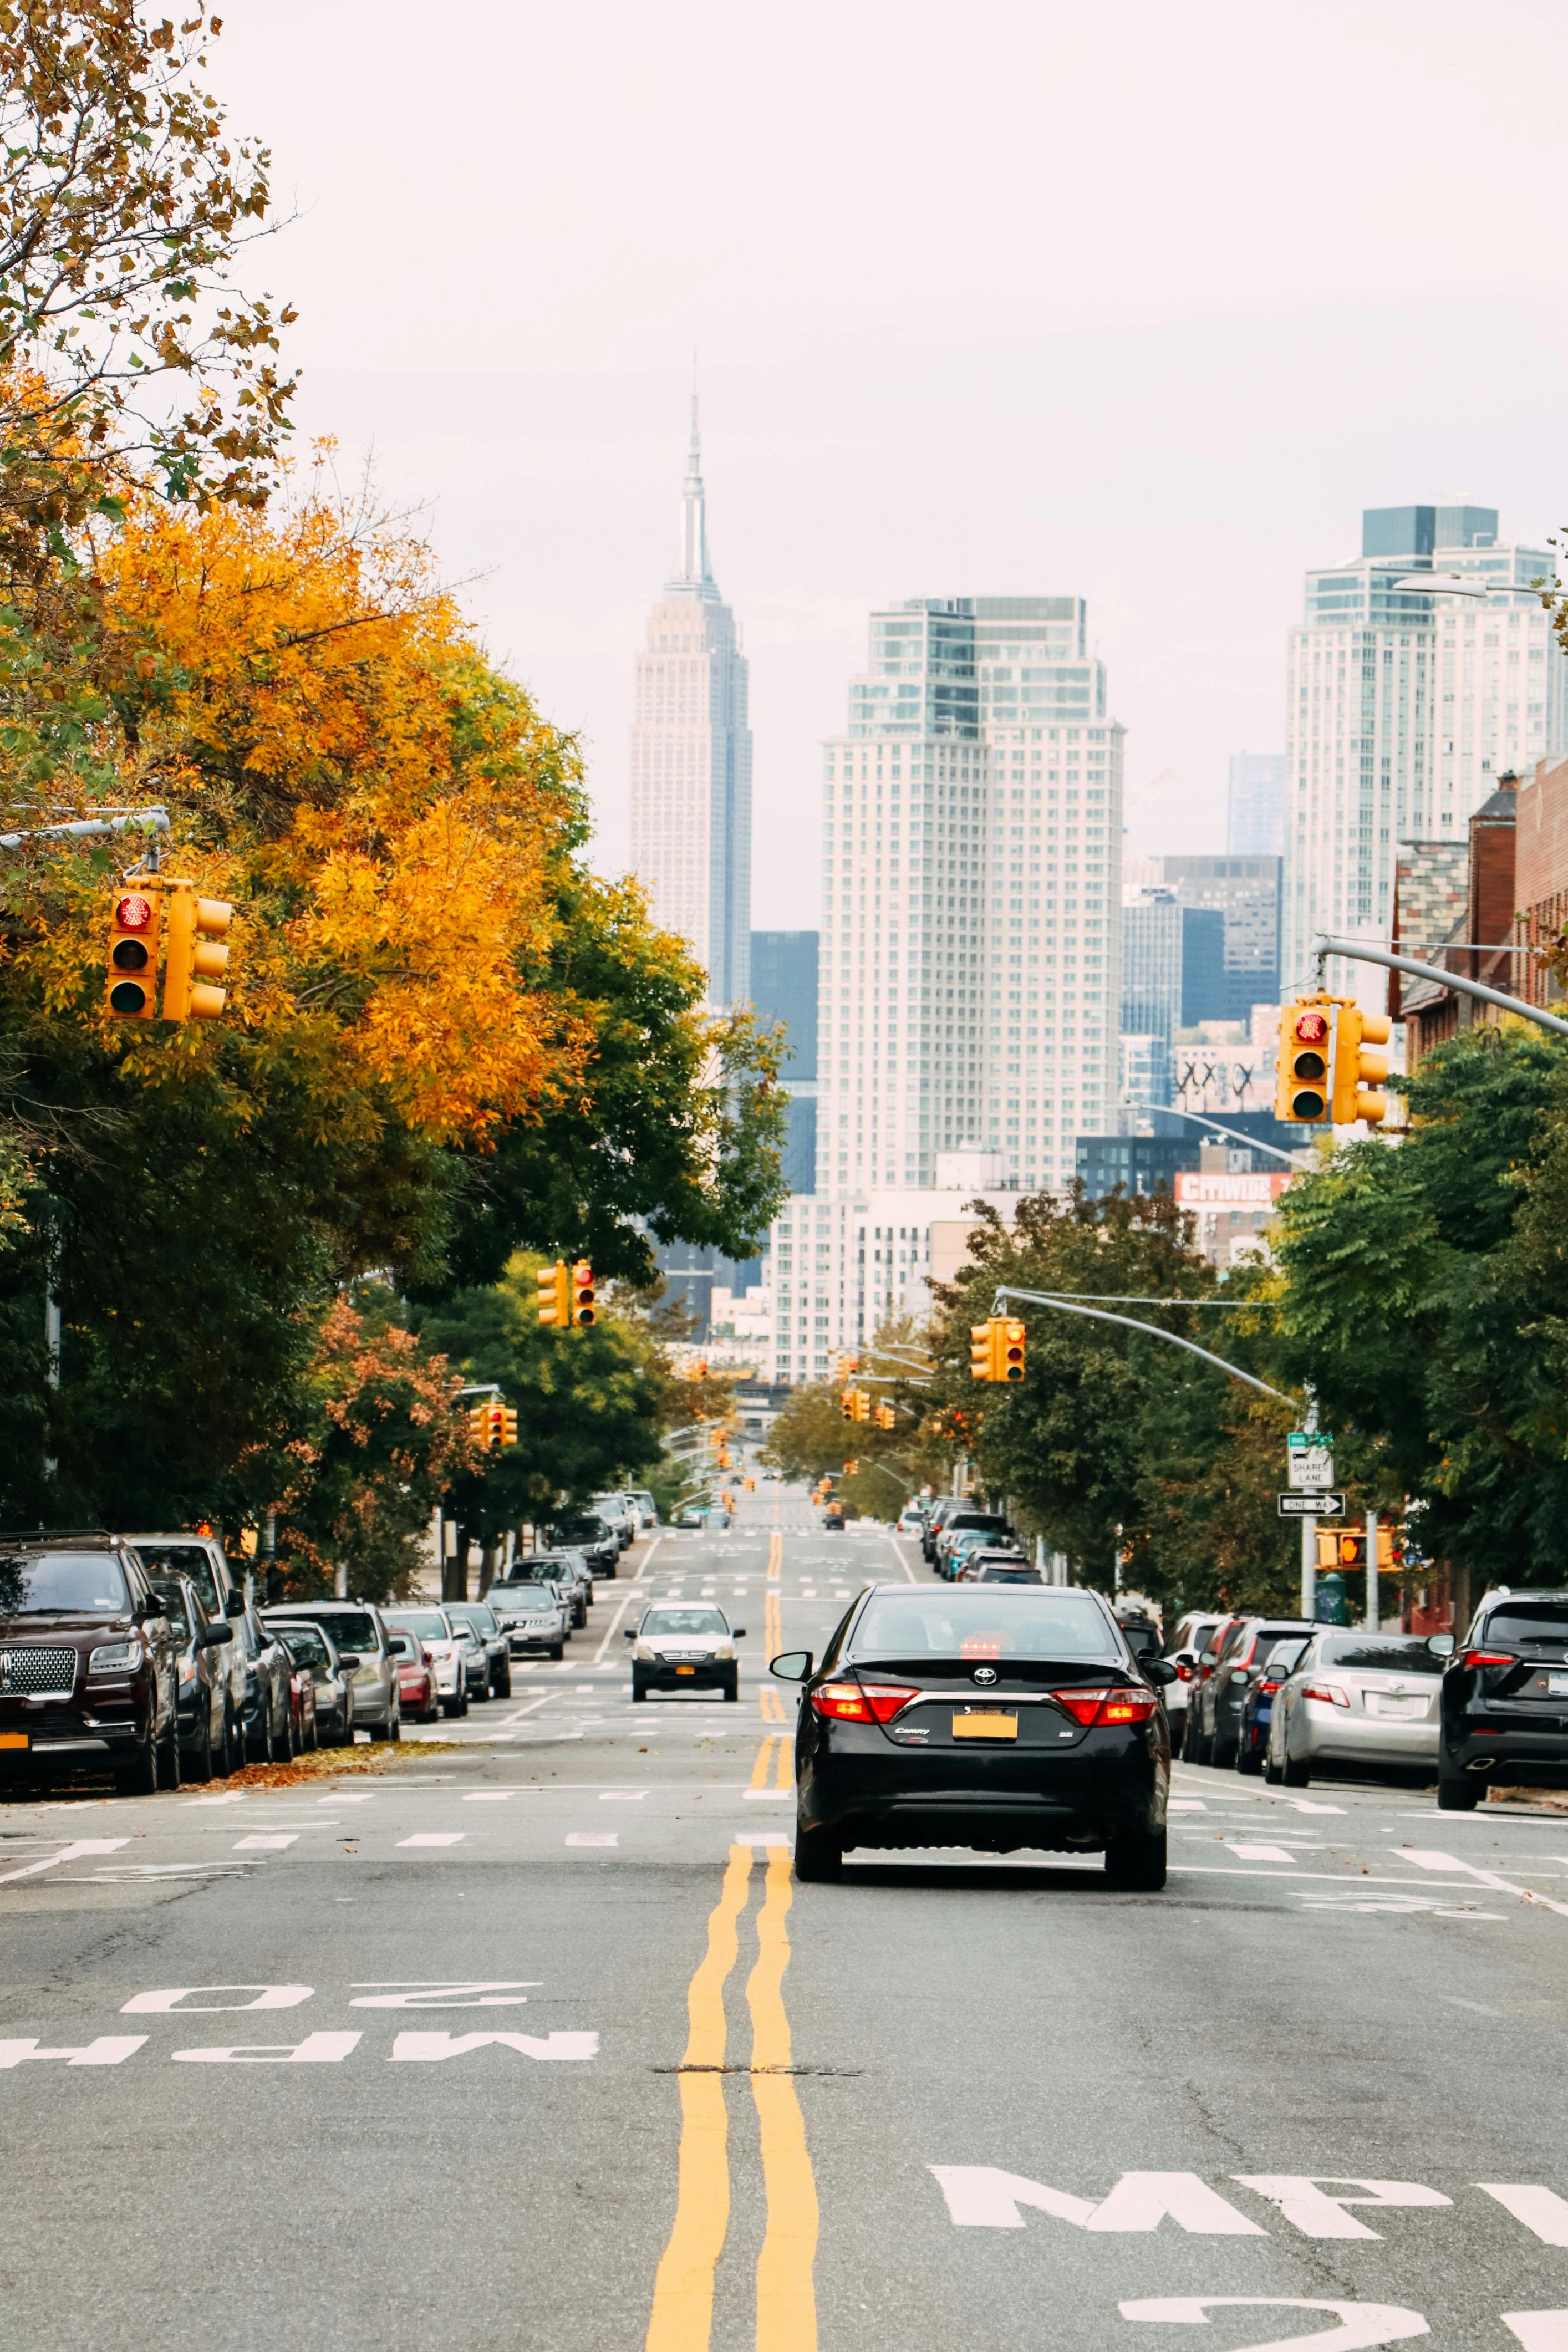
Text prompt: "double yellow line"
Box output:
[[749, 1731, 792, 1789], [645, 1835, 819, 2352]]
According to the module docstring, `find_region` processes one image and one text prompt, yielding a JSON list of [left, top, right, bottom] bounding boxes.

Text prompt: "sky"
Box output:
[[206, 0, 1568, 926]]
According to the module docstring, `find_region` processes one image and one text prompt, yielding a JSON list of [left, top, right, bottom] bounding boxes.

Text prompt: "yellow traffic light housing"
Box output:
[[970, 1322, 993, 1382], [852, 1388, 871, 1423], [571, 1261, 596, 1326], [105, 885, 162, 1019], [844, 1459, 859, 1476], [997, 1317, 1025, 1381], [499, 1406, 518, 1447], [875, 1401, 895, 1430], [162, 885, 232, 1021], [1331, 1006, 1391, 1126], [536, 1260, 570, 1326], [1276, 998, 1333, 1123], [465, 1402, 490, 1448]]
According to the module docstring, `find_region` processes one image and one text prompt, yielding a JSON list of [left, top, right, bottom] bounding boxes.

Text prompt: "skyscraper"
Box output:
[[817, 595, 1123, 1194], [627, 404, 752, 1008], [1157, 854, 1281, 1021], [1281, 502, 1568, 1005], [750, 929, 818, 1194], [1226, 752, 1286, 857]]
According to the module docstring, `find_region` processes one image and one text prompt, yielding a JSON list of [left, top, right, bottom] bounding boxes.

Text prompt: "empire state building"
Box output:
[[628, 404, 752, 1008]]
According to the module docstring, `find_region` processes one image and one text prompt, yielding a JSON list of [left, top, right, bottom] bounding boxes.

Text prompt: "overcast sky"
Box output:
[[208, 0, 1568, 925]]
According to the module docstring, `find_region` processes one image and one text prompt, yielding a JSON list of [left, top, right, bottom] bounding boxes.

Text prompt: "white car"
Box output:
[[624, 1603, 745, 1701], [384, 1606, 476, 1719], [1266, 1628, 1450, 1786]]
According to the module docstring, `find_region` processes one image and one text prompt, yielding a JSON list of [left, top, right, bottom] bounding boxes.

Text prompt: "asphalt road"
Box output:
[[4, 1485, 1568, 2352]]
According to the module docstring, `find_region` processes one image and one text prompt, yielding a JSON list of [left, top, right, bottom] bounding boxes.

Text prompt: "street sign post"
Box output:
[[1287, 1431, 1335, 1491], [1278, 1492, 1346, 1518]]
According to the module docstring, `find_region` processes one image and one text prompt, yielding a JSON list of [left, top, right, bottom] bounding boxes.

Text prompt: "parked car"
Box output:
[[1437, 1591, 1568, 1809], [383, 1607, 474, 1717], [1160, 1613, 1225, 1759], [627, 1489, 660, 1529], [263, 1602, 401, 1741], [231, 1603, 296, 1762], [896, 1505, 928, 1538], [1269, 1627, 1451, 1789], [589, 1494, 638, 1551], [488, 1577, 569, 1660], [1234, 1636, 1310, 1775], [770, 1582, 1177, 1886], [625, 1603, 746, 1701], [920, 1498, 961, 1565], [966, 1557, 1043, 1585], [822, 1503, 845, 1532], [384, 1629, 440, 1723], [147, 1571, 235, 1781], [278, 1635, 319, 1753], [444, 1601, 512, 1697], [263, 1613, 354, 1744], [128, 1534, 250, 1752], [1188, 1615, 1316, 1769], [452, 1618, 491, 1702], [0, 1536, 182, 1793], [546, 1514, 620, 1577], [948, 1528, 1017, 1580], [934, 1511, 1013, 1579]]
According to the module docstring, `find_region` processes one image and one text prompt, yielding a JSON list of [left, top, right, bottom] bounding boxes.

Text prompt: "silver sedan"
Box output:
[[1266, 1629, 1454, 1786]]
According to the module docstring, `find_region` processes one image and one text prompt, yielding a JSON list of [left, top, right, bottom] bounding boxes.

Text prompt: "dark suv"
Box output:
[[0, 1535, 182, 1792], [1440, 1590, 1568, 1810]]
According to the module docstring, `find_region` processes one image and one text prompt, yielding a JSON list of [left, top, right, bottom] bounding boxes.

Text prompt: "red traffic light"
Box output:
[[1294, 1009, 1328, 1044], [115, 893, 154, 932]]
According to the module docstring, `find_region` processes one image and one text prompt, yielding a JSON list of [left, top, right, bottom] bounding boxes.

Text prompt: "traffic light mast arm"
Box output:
[[1315, 935, 1568, 1039], [990, 1286, 1300, 1407]]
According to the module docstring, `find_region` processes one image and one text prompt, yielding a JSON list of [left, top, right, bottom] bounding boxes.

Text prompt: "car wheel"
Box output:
[[1282, 1753, 1310, 1787], [1438, 1767, 1481, 1811], [1167, 1716, 1185, 1760], [339, 1697, 354, 1747], [288, 1707, 302, 1758], [1103, 1825, 1167, 1891], [793, 1820, 842, 1882], [191, 1709, 215, 1783], [441, 1696, 463, 1719], [496, 1664, 512, 1698], [1211, 1735, 1238, 1772], [114, 1729, 160, 1797], [388, 1710, 401, 1744], [1235, 1739, 1263, 1776], [1189, 1728, 1213, 1767], [222, 1702, 242, 1775], [723, 1673, 739, 1702], [1262, 1745, 1284, 1786], [631, 1675, 647, 1702], [549, 1643, 564, 1661], [307, 1713, 319, 1752]]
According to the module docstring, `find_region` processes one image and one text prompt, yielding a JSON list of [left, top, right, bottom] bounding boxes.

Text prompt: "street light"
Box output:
[[1120, 1097, 1305, 1171], [1388, 571, 1561, 603]]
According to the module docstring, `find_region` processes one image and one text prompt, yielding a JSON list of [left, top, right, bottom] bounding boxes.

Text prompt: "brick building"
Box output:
[[1389, 775, 1523, 1069]]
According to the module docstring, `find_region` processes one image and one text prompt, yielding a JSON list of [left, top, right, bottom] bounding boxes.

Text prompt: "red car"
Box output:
[[388, 1630, 440, 1724]]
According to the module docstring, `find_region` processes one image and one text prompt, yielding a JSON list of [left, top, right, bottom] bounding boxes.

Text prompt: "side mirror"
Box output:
[[731, 1627, 747, 1640], [1199, 1650, 1218, 1668], [205, 1622, 233, 1647], [1146, 1658, 1178, 1687], [338, 1651, 364, 1669], [623, 1627, 637, 1641], [1428, 1632, 1455, 1658], [769, 1651, 813, 1683], [1230, 1667, 1250, 1686], [226, 1594, 247, 1618]]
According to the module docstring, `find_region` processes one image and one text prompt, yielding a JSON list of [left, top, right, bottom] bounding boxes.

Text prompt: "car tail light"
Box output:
[[811, 1680, 918, 1723], [1461, 1649, 1515, 1670], [1175, 1659, 1194, 1682], [862, 1682, 920, 1723], [1302, 1681, 1350, 1708], [1051, 1686, 1160, 1727], [1258, 1679, 1282, 1696]]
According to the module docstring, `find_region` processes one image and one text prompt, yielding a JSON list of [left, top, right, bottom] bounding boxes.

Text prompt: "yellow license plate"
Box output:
[[676, 1665, 696, 1676], [953, 1710, 1017, 1740], [0, 1732, 28, 1750]]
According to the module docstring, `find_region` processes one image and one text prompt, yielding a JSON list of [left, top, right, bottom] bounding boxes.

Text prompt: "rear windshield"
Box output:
[[2, 1552, 130, 1617], [449, 1605, 497, 1633], [852, 1592, 1118, 1660], [130, 1542, 220, 1611], [1485, 1605, 1568, 1648], [284, 1608, 380, 1651], [978, 1567, 1043, 1584], [387, 1610, 448, 1640], [1318, 1636, 1445, 1674], [277, 1625, 331, 1669], [150, 1580, 194, 1637], [1119, 1622, 1160, 1657], [550, 1520, 605, 1544]]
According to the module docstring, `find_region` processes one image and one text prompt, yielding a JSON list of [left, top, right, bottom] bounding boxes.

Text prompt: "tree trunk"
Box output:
[[478, 1541, 497, 1597], [442, 1530, 471, 1603]]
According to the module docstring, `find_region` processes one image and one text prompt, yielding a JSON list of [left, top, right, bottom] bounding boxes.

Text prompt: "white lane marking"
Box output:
[[565, 1832, 617, 1846], [182, 1793, 246, 1807], [1284, 1799, 1347, 1814], [1231, 2178, 1450, 2241], [497, 1698, 551, 1727], [389, 2029, 598, 2061], [396, 1834, 465, 1848], [1440, 1994, 1504, 2015], [1480, 2186, 1568, 2246], [736, 1831, 788, 1846], [1169, 1800, 1206, 1812], [1402, 1847, 1568, 1918], [233, 1835, 298, 1851], [0, 2036, 147, 2068], [320, 1793, 374, 1805], [593, 1564, 651, 1663], [124, 1985, 312, 2013], [462, 1791, 516, 1803], [1503, 2317, 1568, 2351], [1121, 2297, 1428, 2348], [744, 1790, 792, 1801], [1173, 1867, 1478, 1888], [0, 1838, 129, 1885], [174, 2032, 361, 2065], [574, 1683, 596, 1693], [1228, 1842, 1299, 1863], [599, 1789, 646, 1801]]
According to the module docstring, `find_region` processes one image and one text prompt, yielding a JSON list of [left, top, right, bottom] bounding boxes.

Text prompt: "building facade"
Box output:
[[817, 594, 1123, 1198], [1281, 502, 1567, 1010], [627, 404, 753, 1008], [1158, 854, 1282, 1023], [751, 929, 819, 1194], [1227, 752, 1287, 858]]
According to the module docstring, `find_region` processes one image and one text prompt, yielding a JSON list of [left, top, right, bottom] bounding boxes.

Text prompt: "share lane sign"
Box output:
[[1277, 1493, 1345, 1519]]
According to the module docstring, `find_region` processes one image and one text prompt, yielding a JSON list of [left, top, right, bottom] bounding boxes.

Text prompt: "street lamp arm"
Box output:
[[991, 1285, 1299, 1407], [1314, 936, 1568, 1038], [1120, 1097, 1303, 1169]]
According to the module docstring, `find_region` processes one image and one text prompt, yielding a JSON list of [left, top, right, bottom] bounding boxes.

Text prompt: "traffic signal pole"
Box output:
[[1366, 1506, 1379, 1632], [990, 1286, 1299, 1406], [1315, 936, 1568, 1038]]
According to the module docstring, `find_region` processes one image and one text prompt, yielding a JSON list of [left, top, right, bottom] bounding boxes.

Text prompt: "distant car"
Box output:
[[968, 1559, 1043, 1585], [934, 1511, 1013, 1579], [384, 1629, 440, 1723], [1438, 1591, 1568, 1809], [511, 1552, 589, 1626], [954, 1547, 1031, 1582], [625, 1604, 745, 1701], [279, 1638, 319, 1753], [263, 1614, 354, 1744], [1159, 1613, 1224, 1759], [128, 1535, 249, 1748], [1269, 1627, 1452, 1790], [1189, 1615, 1316, 1770], [920, 1498, 961, 1565], [488, 1577, 569, 1660], [229, 1602, 296, 1763], [546, 1515, 619, 1577], [384, 1607, 473, 1717], [822, 1504, 844, 1532], [264, 1603, 401, 1742], [627, 1489, 660, 1529], [1234, 1637, 1310, 1774], [945, 1526, 1014, 1580], [444, 1600, 512, 1698], [589, 1494, 638, 1550], [148, 1571, 235, 1780], [896, 1506, 926, 1537]]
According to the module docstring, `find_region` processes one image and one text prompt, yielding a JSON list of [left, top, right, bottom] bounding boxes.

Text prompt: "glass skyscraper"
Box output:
[[1226, 752, 1286, 857]]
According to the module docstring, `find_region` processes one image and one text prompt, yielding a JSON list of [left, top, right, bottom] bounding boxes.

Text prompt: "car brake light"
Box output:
[[810, 1680, 919, 1724], [1051, 1686, 1160, 1727], [1175, 1660, 1194, 1681], [1302, 1682, 1350, 1708], [1258, 1679, 1282, 1695], [1461, 1649, 1515, 1669]]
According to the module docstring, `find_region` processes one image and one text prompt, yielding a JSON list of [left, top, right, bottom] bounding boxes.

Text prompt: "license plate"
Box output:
[[1549, 1675, 1568, 1697], [0, 1733, 28, 1750], [1366, 1694, 1424, 1718], [676, 1665, 696, 1676], [953, 1710, 1017, 1740]]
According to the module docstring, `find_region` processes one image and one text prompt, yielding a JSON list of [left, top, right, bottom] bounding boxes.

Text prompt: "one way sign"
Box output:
[[1277, 1493, 1345, 1519]]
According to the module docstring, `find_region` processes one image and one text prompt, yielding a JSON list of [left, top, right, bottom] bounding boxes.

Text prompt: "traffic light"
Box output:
[[970, 1322, 993, 1382], [875, 1401, 895, 1430], [105, 885, 162, 1019], [536, 1260, 569, 1325], [571, 1262, 596, 1326], [971, 1316, 1026, 1382], [844, 1459, 859, 1476], [499, 1406, 517, 1447], [161, 885, 232, 1021], [841, 1388, 854, 1422], [1276, 999, 1333, 1123], [852, 1388, 870, 1423], [1317, 1526, 1402, 1572], [1331, 1005, 1391, 1126], [466, 1402, 490, 1447]]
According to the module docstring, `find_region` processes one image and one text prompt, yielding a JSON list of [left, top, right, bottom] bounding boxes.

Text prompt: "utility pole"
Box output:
[[1365, 1507, 1379, 1632], [1301, 1386, 1318, 1621]]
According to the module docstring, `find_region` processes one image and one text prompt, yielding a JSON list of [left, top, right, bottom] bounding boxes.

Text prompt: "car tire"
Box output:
[[1103, 1825, 1167, 1891], [339, 1697, 354, 1747], [222, 1702, 243, 1776], [793, 1820, 842, 1882], [1281, 1753, 1310, 1787], [496, 1664, 512, 1698], [288, 1708, 301, 1758], [1262, 1746, 1284, 1786], [549, 1643, 564, 1661], [1235, 1740, 1264, 1776], [631, 1675, 647, 1703], [115, 1728, 160, 1797], [1438, 1768, 1480, 1812], [191, 1709, 215, 1783], [441, 1696, 463, 1719], [307, 1713, 319, 1752], [1189, 1727, 1213, 1767], [1211, 1735, 1238, 1772], [388, 1711, 401, 1743], [723, 1674, 739, 1702]]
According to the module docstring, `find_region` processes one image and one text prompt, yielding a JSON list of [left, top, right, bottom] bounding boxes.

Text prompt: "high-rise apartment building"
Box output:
[[627, 404, 752, 1007], [817, 595, 1124, 1195], [1226, 752, 1286, 857], [1157, 854, 1282, 1022], [1281, 502, 1568, 1005], [751, 929, 818, 1194]]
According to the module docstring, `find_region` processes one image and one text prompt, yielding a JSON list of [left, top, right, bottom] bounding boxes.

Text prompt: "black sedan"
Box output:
[[1439, 1589, 1568, 1810], [770, 1582, 1173, 1887]]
